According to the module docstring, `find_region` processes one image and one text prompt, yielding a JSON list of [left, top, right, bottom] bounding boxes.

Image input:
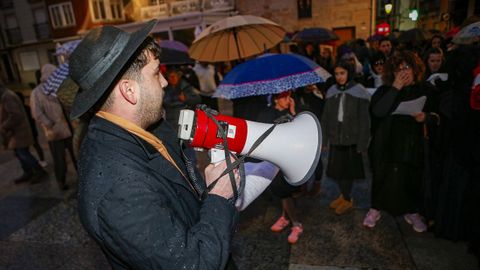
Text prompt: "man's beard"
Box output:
[[137, 83, 163, 128]]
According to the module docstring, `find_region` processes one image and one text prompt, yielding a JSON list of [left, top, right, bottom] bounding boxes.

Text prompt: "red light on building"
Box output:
[[376, 22, 391, 36]]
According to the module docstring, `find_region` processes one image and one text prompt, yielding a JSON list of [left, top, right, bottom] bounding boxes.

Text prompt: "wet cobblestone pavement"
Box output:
[[0, 137, 478, 269]]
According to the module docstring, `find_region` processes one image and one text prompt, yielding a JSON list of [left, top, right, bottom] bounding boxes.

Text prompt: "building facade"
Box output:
[[0, 0, 236, 85], [1, 0, 477, 86], [236, 0, 374, 50], [0, 0, 53, 86]]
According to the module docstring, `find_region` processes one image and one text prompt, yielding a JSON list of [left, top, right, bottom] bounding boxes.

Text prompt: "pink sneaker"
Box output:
[[404, 213, 427, 233], [363, 209, 381, 228], [288, 224, 303, 244], [270, 216, 290, 232]]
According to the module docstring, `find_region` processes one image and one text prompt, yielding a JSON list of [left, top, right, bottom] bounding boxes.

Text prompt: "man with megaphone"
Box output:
[[68, 21, 322, 270], [69, 22, 244, 270]]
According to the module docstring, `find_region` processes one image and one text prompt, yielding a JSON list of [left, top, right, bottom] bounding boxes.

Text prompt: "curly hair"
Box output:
[[382, 50, 425, 86]]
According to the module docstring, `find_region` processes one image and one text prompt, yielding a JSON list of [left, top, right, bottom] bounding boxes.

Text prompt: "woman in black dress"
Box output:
[[362, 51, 439, 232]]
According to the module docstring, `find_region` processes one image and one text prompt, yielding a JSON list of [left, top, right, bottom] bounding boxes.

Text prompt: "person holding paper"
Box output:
[[362, 51, 439, 233]]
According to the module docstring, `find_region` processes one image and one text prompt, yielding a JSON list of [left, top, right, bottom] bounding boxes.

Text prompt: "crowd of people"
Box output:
[[258, 31, 479, 259], [0, 19, 479, 269]]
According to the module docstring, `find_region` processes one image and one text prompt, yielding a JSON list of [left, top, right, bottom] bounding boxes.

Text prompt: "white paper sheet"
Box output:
[[426, 73, 448, 86], [366, 88, 377, 95], [392, 96, 427, 115]]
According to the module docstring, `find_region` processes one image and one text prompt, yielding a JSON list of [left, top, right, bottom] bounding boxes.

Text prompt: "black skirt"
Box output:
[[270, 173, 300, 199], [326, 145, 365, 180]]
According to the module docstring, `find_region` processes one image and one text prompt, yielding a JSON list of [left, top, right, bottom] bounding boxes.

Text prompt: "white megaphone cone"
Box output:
[[178, 109, 322, 186]]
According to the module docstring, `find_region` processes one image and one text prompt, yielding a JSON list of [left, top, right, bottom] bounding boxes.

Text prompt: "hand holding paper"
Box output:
[[391, 96, 426, 115], [426, 73, 448, 86]]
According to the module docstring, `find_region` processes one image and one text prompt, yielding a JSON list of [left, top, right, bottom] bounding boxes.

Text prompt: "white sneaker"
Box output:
[[404, 213, 427, 233], [38, 160, 48, 168], [363, 209, 381, 228]]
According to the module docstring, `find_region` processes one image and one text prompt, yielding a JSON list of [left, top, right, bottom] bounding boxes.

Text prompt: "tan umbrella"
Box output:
[[189, 15, 286, 62]]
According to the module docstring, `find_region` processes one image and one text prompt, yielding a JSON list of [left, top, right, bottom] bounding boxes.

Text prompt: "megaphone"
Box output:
[[178, 108, 322, 186]]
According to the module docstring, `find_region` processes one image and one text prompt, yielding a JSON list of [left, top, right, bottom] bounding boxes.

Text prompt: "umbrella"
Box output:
[[54, 40, 81, 56], [189, 15, 286, 62], [398, 28, 426, 44], [214, 53, 331, 99], [43, 62, 69, 96], [444, 26, 460, 39], [453, 22, 480, 44], [367, 34, 384, 42], [43, 39, 81, 96], [293, 27, 339, 43], [159, 47, 194, 65], [158, 40, 189, 52]]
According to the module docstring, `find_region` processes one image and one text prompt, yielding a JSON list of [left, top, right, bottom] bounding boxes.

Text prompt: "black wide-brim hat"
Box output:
[[62, 20, 157, 119]]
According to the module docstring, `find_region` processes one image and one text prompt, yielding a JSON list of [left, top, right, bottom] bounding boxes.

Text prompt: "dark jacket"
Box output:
[[321, 83, 371, 152], [369, 82, 438, 168], [77, 117, 237, 270], [0, 88, 34, 149]]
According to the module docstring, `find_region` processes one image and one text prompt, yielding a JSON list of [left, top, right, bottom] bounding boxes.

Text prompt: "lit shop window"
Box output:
[[49, 2, 76, 28], [90, 0, 124, 22]]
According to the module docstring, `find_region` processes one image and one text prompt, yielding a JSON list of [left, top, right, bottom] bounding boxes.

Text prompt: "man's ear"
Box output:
[[118, 79, 137, 105]]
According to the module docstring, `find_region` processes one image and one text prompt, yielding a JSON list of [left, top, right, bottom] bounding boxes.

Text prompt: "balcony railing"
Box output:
[[170, 0, 199, 15], [140, 0, 234, 20], [141, 3, 169, 19], [34, 22, 52, 40], [203, 0, 234, 11], [5, 27, 22, 45]]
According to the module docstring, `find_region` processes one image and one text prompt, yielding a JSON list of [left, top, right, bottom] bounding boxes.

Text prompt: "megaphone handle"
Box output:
[[209, 148, 226, 165]]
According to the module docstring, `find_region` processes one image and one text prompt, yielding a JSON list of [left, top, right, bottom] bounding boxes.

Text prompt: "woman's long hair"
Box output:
[[423, 47, 445, 74], [382, 50, 425, 86]]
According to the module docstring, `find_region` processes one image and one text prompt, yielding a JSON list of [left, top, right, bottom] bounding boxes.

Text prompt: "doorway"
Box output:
[[333, 26, 355, 56]]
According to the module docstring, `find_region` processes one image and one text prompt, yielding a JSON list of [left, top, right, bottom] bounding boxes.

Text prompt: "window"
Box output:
[[34, 8, 47, 23], [90, 0, 124, 22], [49, 2, 75, 28], [5, 14, 18, 29], [297, 0, 312, 19], [150, 0, 166, 5]]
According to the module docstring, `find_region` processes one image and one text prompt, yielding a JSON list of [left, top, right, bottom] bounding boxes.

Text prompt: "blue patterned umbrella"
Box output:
[[54, 40, 81, 56], [43, 40, 81, 96], [43, 62, 69, 96], [215, 53, 331, 99]]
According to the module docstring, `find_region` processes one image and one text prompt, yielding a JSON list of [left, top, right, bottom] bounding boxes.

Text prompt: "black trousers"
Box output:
[[48, 137, 76, 186]]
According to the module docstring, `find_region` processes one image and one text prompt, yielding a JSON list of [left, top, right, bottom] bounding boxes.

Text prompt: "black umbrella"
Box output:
[[160, 47, 194, 65], [398, 28, 427, 45], [293, 27, 339, 43]]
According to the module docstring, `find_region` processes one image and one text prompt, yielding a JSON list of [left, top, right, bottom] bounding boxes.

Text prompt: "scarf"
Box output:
[[96, 111, 186, 179]]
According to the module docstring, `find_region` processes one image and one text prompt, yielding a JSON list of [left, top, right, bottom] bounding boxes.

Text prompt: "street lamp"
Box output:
[[384, 2, 393, 32], [385, 3, 393, 15]]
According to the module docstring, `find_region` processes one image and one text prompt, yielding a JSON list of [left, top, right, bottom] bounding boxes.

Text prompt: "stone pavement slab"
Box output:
[[0, 196, 61, 240]]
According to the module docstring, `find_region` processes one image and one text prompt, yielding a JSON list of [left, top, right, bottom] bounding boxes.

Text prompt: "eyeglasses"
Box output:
[[373, 60, 384, 66], [396, 65, 411, 72]]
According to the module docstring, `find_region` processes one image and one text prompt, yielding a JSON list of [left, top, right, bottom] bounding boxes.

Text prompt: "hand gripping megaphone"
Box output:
[[178, 108, 322, 186]]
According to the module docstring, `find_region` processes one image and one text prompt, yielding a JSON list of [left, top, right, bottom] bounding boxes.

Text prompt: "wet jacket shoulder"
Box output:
[[77, 117, 237, 270]]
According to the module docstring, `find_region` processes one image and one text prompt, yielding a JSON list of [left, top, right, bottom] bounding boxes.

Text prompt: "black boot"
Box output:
[[14, 171, 33, 184], [30, 168, 48, 184]]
